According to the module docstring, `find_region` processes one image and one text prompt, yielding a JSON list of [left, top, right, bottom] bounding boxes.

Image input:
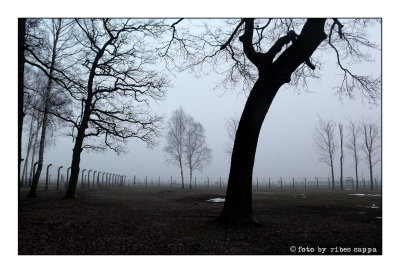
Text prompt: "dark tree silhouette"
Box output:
[[184, 116, 212, 189], [60, 19, 167, 199], [164, 107, 189, 189], [338, 123, 344, 190], [314, 117, 336, 190], [346, 119, 360, 189], [163, 18, 380, 225], [25, 19, 75, 197], [360, 119, 380, 190], [224, 115, 239, 155], [18, 18, 26, 195]]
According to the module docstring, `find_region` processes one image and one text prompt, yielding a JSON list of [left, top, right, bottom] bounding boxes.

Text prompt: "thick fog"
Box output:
[[19, 20, 381, 185]]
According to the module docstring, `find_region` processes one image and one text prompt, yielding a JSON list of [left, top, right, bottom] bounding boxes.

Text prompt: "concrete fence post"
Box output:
[[81, 169, 86, 189], [45, 164, 52, 191], [57, 166, 63, 190], [87, 170, 92, 188]]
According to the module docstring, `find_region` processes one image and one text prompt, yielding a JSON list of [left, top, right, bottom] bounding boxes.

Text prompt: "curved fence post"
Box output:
[[93, 171, 97, 187], [45, 164, 52, 191], [81, 169, 86, 189], [57, 166, 63, 190]]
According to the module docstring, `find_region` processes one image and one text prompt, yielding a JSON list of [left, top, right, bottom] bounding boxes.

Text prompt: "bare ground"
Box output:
[[18, 187, 382, 255]]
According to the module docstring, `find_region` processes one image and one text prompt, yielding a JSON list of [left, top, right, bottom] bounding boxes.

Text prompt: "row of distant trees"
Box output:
[[313, 117, 380, 190], [163, 107, 212, 189]]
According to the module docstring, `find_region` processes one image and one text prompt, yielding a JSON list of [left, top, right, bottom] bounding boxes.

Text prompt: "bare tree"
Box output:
[[55, 19, 167, 199], [164, 107, 188, 189], [314, 118, 336, 190], [360, 120, 380, 190], [18, 18, 26, 193], [25, 19, 75, 197], [224, 115, 240, 155], [162, 18, 380, 225], [346, 119, 360, 189], [338, 123, 344, 190], [184, 117, 212, 189]]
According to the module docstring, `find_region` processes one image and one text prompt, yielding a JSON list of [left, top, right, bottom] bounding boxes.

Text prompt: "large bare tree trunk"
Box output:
[[27, 20, 61, 197], [217, 19, 327, 225], [29, 116, 41, 186], [21, 115, 36, 186], [27, 112, 49, 197], [217, 76, 282, 225]]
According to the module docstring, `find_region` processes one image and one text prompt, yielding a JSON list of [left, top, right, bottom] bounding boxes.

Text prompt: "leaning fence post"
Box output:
[[45, 164, 52, 191], [268, 177, 271, 190], [57, 166, 63, 190], [81, 169, 86, 189], [292, 178, 294, 189], [304, 178, 307, 190]]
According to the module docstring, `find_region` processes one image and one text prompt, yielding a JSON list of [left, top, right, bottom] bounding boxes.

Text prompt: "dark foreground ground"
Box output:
[[18, 187, 382, 255]]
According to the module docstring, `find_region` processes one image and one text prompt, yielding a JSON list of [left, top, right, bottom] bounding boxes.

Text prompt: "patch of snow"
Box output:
[[207, 198, 225, 203], [292, 193, 307, 199], [366, 204, 380, 209], [348, 194, 381, 197]]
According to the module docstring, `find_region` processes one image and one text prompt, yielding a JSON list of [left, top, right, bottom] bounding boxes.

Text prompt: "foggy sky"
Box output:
[[20, 20, 381, 184]]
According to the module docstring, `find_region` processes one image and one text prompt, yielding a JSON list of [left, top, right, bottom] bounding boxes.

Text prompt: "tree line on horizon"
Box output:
[[314, 117, 380, 191]]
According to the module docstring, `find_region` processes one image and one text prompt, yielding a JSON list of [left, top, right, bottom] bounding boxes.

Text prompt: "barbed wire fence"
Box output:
[[19, 163, 382, 192]]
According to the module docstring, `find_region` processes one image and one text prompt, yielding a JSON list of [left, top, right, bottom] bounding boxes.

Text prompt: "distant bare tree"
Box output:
[[346, 119, 360, 189], [224, 115, 239, 155], [184, 117, 212, 189], [360, 120, 380, 190], [314, 117, 337, 189], [338, 123, 344, 190], [164, 107, 188, 189]]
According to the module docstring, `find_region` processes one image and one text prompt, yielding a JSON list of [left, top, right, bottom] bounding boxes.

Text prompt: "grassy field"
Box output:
[[18, 187, 381, 255]]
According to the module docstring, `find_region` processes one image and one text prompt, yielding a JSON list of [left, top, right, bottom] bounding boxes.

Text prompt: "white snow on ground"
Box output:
[[207, 198, 225, 203], [292, 193, 307, 199], [366, 204, 380, 209], [348, 194, 382, 197]]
